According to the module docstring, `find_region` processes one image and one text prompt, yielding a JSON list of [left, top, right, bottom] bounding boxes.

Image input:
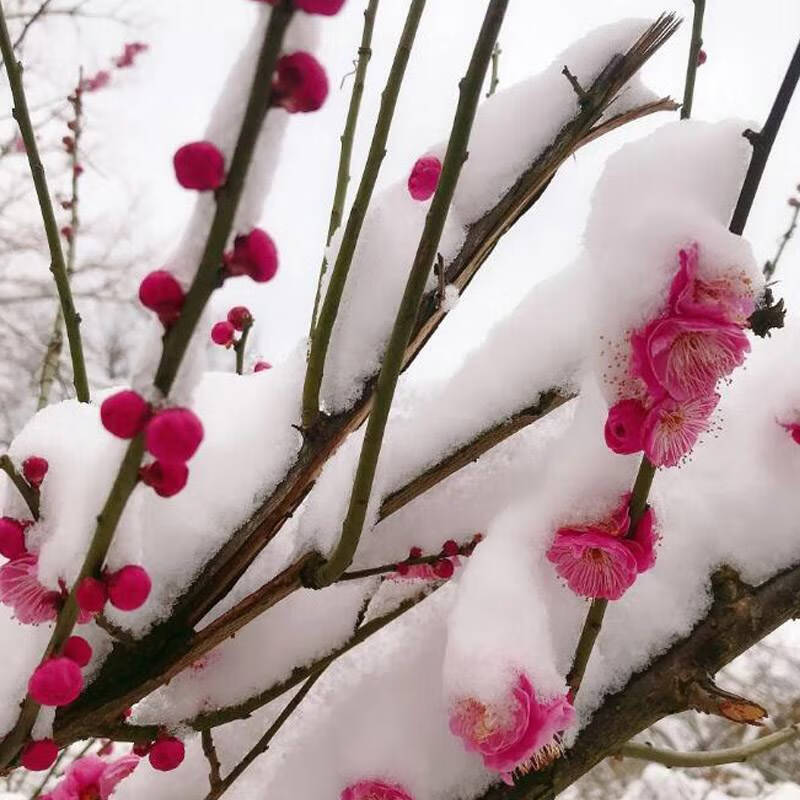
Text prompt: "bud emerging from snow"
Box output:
[[272, 52, 329, 113], [408, 156, 442, 201], [139, 270, 185, 327], [63, 635, 93, 667], [76, 576, 108, 614], [101, 391, 151, 439], [107, 565, 151, 612], [20, 739, 59, 771], [0, 517, 27, 560], [28, 657, 83, 706], [145, 408, 204, 464], [148, 737, 185, 771], [227, 306, 252, 331], [211, 321, 236, 347], [224, 228, 278, 283], [173, 141, 225, 191], [139, 461, 189, 498], [254, 361, 272, 372], [22, 456, 49, 488]]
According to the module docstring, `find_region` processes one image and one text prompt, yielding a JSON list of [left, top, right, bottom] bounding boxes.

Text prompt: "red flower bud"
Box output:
[[22, 456, 48, 488], [139, 271, 185, 328], [145, 408, 204, 464], [107, 565, 151, 612], [272, 52, 328, 113], [100, 390, 151, 439], [173, 141, 225, 191], [139, 461, 189, 498], [227, 306, 252, 331]]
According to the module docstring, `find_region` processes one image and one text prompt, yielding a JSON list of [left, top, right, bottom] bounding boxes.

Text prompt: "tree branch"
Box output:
[[680, 0, 706, 120], [201, 729, 222, 791], [0, 453, 39, 518]]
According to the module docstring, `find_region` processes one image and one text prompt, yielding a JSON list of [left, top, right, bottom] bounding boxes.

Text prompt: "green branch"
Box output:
[[0, 453, 39, 518], [234, 323, 252, 375], [0, 0, 90, 404], [680, 0, 706, 120], [302, 0, 426, 428], [309, 0, 510, 588]]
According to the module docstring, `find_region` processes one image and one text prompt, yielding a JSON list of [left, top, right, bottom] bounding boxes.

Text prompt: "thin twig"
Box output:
[[234, 323, 252, 376], [681, 0, 706, 120], [619, 724, 800, 768], [487, 42, 501, 97], [309, 0, 380, 336], [0, 0, 90, 403], [764, 195, 800, 280], [201, 729, 222, 791], [302, 0, 426, 428], [0, 453, 39, 518]]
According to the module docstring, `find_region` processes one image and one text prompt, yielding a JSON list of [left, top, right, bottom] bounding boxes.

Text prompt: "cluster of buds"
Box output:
[[211, 306, 253, 348], [132, 733, 185, 772], [394, 534, 482, 581]]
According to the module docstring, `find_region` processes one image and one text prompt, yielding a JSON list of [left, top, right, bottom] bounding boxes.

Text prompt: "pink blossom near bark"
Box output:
[[449, 674, 575, 784], [22, 456, 49, 488], [106, 565, 151, 612], [144, 408, 204, 464], [100, 391, 151, 440], [626, 507, 659, 573], [340, 779, 414, 800], [780, 421, 800, 445], [604, 398, 647, 455], [76, 576, 108, 615], [668, 244, 755, 325], [227, 306, 252, 331], [148, 737, 185, 772], [28, 657, 83, 707], [407, 156, 442, 201], [138, 270, 185, 327], [20, 738, 59, 771], [173, 141, 225, 191], [546, 530, 639, 600], [0, 517, 27, 560], [0, 553, 60, 624], [138, 460, 189, 498], [63, 635, 93, 667], [224, 228, 279, 283], [211, 321, 236, 347], [630, 315, 750, 403], [642, 392, 720, 468], [82, 70, 111, 92], [45, 754, 139, 800], [254, 360, 273, 372], [272, 52, 329, 113]]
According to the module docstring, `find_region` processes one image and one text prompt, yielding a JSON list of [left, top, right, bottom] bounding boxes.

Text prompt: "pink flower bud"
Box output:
[[76, 576, 107, 614], [173, 141, 225, 191], [433, 559, 454, 579], [148, 737, 185, 772], [604, 398, 647, 455], [272, 52, 329, 113], [0, 517, 27, 560], [139, 271, 185, 327], [63, 635, 92, 667], [261, 0, 346, 14], [139, 461, 189, 498], [211, 321, 235, 347], [441, 539, 459, 557], [28, 657, 83, 706], [697, 49, 707, 66], [409, 547, 422, 559], [408, 156, 442, 201], [22, 456, 49, 489], [227, 306, 252, 331], [254, 361, 272, 372], [61, 226, 73, 242], [107, 565, 151, 612], [62, 136, 74, 154], [20, 739, 59, 771], [145, 408, 204, 464], [224, 229, 278, 283], [101, 391, 151, 439], [132, 741, 152, 757], [73, 164, 84, 177]]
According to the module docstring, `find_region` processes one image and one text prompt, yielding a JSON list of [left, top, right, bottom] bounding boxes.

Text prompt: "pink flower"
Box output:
[[82, 70, 111, 92], [148, 737, 185, 772], [340, 779, 414, 800], [408, 156, 442, 201], [604, 399, 647, 455], [101, 391, 151, 440], [668, 244, 754, 325], [115, 41, 149, 69], [780, 421, 800, 445], [145, 408, 204, 464], [107, 565, 151, 612], [642, 393, 719, 468], [227, 306, 252, 331], [626, 507, 659, 573], [272, 52, 329, 113], [76, 576, 108, 615], [22, 456, 49, 488], [47, 754, 139, 800], [21, 739, 59, 771], [139, 460, 189, 498], [224, 228, 279, 283], [63, 635, 93, 667], [0, 553, 60, 624], [211, 321, 235, 347], [173, 141, 225, 191], [28, 657, 83, 707], [449, 674, 574, 784], [0, 517, 27, 560], [262, 0, 347, 13], [139, 271, 185, 327], [254, 361, 272, 372], [631, 315, 749, 403]]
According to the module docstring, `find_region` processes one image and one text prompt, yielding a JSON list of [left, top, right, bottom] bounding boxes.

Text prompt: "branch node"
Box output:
[[562, 65, 590, 105]]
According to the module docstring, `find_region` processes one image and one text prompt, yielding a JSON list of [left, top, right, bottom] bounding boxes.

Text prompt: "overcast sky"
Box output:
[[5, 0, 800, 383]]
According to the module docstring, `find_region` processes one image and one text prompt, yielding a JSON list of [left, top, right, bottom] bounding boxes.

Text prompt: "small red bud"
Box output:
[[22, 456, 49, 488], [432, 559, 455, 579], [226, 306, 252, 331], [211, 321, 236, 347], [441, 539, 459, 557]]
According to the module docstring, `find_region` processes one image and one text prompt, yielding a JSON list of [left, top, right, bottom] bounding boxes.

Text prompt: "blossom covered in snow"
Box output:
[[43, 754, 139, 800], [449, 674, 574, 784], [340, 779, 414, 800]]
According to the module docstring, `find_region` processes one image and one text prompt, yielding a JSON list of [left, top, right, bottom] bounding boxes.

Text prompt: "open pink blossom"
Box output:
[[46, 754, 139, 800], [341, 779, 414, 800], [28, 657, 83, 706], [626, 507, 659, 573], [408, 156, 442, 201], [0, 553, 60, 624], [449, 674, 574, 784], [668, 243, 755, 325], [643, 393, 719, 468], [0, 517, 27, 560], [631, 315, 749, 402], [224, 228, 278, 283], [604, 398, 647, 455], [145, 408, 204, 464], [272, 52, 328, 113], [173, 141, 225, 191], [557, 495, 630, 540]]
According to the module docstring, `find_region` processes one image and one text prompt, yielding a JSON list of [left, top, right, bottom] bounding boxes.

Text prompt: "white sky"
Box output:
[[5, 0, 800, 381]]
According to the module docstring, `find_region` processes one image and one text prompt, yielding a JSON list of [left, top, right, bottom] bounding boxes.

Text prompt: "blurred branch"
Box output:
[[201, 729, 222, 792], [764, 192, 800, 280], [681, 0, 706, 120], [487, 42, 501, 97]]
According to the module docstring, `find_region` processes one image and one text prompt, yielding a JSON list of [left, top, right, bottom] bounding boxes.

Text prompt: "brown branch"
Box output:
[[0, 453, 39, 518], [201, 729, 222, 791], [686, 675, 768, 726]]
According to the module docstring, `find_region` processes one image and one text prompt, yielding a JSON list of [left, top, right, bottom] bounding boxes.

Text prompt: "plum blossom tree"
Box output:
[[0, 1, 799, 800]]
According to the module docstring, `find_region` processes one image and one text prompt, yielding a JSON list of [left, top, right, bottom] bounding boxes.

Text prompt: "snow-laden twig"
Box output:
[[764, 190, 800, 280], [0, 0, 90, 404], [0, 453, 39, 518], [302, 0, 426, 428], [681, 0, 706, 120]]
